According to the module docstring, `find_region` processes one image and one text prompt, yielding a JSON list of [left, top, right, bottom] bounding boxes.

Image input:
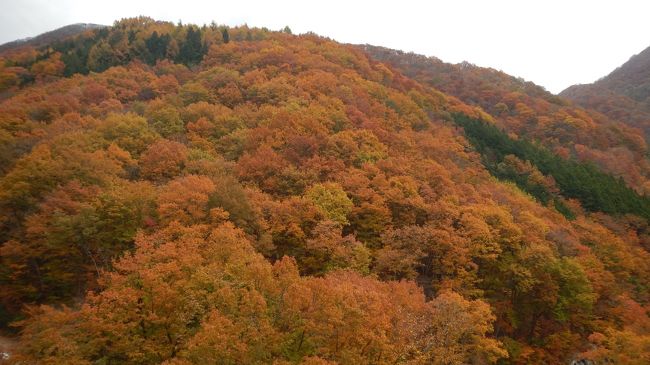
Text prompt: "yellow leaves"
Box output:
[[326, 130, 388, 167], [0, 64, 22, 92], [145, 99, 185, 137], [305, 183, 353, 226], [517, 210, 550, 240], [99, 113, 159, 156], [87, 40, 118, 73], [179, 82, 212, 106], [514, 102, 535, 120]]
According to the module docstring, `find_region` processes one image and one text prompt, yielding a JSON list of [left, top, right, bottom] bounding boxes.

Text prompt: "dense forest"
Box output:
[[0, 17, 649, 364], [364, 45, 650, 194], [561, 45, 650, 137], [454, 114, 650, 220]]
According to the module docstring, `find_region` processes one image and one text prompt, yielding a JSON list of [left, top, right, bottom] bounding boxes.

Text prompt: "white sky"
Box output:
[[1, 0, 649, 93]]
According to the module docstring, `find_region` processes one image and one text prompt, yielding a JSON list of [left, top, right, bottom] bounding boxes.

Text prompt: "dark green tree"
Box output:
[[145, 31, 171, 65], [222, 27, 230, 44], [178, 27, 205, 66], [454, 113, 650, 220]]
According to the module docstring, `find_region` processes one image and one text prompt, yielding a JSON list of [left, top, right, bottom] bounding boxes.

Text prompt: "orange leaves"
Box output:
[[10, 305, 87, 364], [181, 309, 271, 364], [582, 328, 650, 365], [139, 139, 188, 181], [14, 213, 507, 364], [237, 145, 291, 194], [280, 272, 506, 364], [281, 271, 418, 363], [81, 81, 112, 105], [423, 291, 508, 364], [75, 222, 273, 362], [152, 74, 180, 96], [3, 18, 650, 365], [295, 70, 339, 97], [157, 175, 216, 224], [302, 220, 370, 275], [217, 81, 244, 107], [30, 52, 65, 81]]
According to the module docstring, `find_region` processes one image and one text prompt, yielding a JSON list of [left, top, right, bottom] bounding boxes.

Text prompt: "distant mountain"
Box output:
[[0, 23, 105, 52], [560, 46, 650, 134]]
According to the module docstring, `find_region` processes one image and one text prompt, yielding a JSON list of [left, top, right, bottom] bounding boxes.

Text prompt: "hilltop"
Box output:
[[0, 23, 105, 52], [561, 45, 650, 135]]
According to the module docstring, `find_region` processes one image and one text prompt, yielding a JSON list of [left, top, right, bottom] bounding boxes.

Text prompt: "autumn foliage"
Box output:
[[0, 17, 648, 365]]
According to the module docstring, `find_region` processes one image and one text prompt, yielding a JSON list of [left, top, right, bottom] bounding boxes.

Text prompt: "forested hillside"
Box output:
[[364, 45, 650, 194], [561, 45, 650, 137], [0, 17, 648, 365], [0, 23, 105, 53]]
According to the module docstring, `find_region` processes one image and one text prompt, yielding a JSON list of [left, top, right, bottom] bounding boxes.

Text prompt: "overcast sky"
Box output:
[[1, 0, 648, 93]]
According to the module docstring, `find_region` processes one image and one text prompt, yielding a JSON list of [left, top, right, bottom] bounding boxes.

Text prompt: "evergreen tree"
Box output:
[[145, 31, 171, 64], [454, 113, 650, 219], [178, 27, 205, 65], [222, 27, 230, 44]]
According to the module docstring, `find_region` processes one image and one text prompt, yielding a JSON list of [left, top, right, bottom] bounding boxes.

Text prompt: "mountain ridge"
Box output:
[[362, 44, 650, 194], [0, 23, 105, 53], [560, 45, 650, 135]]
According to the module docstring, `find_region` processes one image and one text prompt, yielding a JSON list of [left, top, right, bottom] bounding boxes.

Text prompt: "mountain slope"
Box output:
[[0, 18, 648, 365], [561, 45, 650, 135], [585, 46, 650, 103], [363, 45, 650, 194], [0, 23, 105, 52]]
